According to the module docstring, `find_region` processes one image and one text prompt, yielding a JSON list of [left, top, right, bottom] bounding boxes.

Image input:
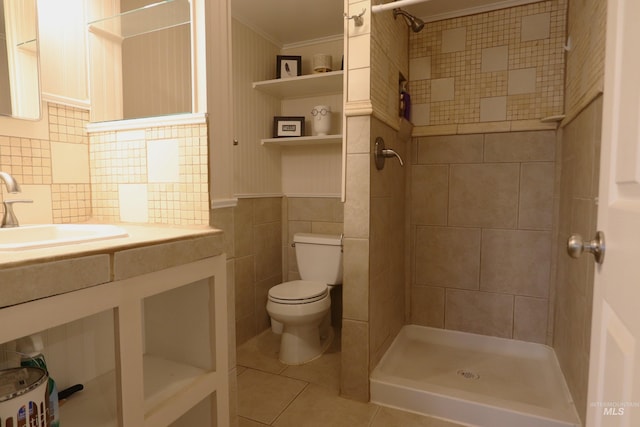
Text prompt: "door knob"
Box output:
[[567, 231, 605, 264]]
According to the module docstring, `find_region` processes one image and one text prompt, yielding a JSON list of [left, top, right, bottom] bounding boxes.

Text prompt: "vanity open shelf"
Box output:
[[0, 251, 228, 427], [253, 71, 343, 99]]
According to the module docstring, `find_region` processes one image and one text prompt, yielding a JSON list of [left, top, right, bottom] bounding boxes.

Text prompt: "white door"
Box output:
[[586, 0, 640, 425]]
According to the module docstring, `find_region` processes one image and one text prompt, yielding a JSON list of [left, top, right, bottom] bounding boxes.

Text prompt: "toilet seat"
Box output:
[[268, 280, 328, 305]]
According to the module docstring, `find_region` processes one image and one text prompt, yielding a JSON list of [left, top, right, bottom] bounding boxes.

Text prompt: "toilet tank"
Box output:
[[294, 233, 343, 284]]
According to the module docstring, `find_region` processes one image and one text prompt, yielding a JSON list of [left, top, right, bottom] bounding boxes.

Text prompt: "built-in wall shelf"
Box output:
[[88, 0, 189, 40], [253, 71, 343, 99], [261, 134, 342, 146]]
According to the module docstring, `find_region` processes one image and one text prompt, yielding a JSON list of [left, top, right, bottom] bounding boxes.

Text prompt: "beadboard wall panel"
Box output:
[[281, 145, 342, 197], [232, 19, 282, 196], [122, 25, 191, 119]]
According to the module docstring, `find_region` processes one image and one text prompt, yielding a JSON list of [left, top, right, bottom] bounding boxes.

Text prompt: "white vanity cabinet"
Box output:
[[0, 227, 229, 427]]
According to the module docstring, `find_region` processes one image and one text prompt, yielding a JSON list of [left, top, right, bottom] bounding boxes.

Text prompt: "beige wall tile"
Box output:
[[553, 97, 602, 423], [343, 238, 369, 321], [346, 115, 371, 154], [413, 124, 459, 136], [415, 226, 481, 289], [481, 45, 508, 72], [13, 184, 53, 224], [348, 68, 371, 102], [369, 269, 393, 359], [457, 122, 510, 134], [235, 199, 254, 258], [348, 35, 370, 70], [479, 96, 507, 122], [508, 68, 537, 95], [514, 296, 548, 344], [51, 141, 90, 183], [288, 197, 342, 222], [519, 162, 555, 230], [411, 164, 448, 225], [147, 139, 179, 182], [369, 197, 391, 271], [449, 163, 519, 228], [286, 220, 312, 245], [416, 134, 483, 164], [118, 183, 148, 222], [311, 221, 343, 235], [254, 222, 282, 282], [341, 319, 370, 401], [484, 131, 555, 162], [211, 206, 235, 258], [254, 197, 281, 224], [409, 57, 431, 80], [480, 229, 551, 298], [431, 78, 455, 102], [521, 12, 551, 42], [255, 275, 281, 332], [344, 153, 370, 239], [116, 130, 145, 142], [411, 285, 445, 328], [441, 27, 466, 53], [411, 103, 430, 126], [234, 256, 255, 321], [445, 289, 514, 338], [236, 313, 257, 347]]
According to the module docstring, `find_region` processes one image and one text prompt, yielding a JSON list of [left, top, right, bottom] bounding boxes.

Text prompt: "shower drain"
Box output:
[[457, 369, 480, 380]]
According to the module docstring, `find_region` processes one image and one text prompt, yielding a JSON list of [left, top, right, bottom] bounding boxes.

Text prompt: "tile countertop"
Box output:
[[0, 224, 225, 308]]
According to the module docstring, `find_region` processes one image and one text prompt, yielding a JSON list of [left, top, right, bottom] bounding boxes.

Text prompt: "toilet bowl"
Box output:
[[267, 280, 331, 365], [266, 233, 343, 365]]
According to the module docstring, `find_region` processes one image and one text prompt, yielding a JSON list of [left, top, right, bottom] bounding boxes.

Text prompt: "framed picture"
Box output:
[[276, 55, 302, 79], [273, 116, 305, 138]]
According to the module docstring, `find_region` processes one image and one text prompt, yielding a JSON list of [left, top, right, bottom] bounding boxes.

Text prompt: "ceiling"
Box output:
[[231, 0, 541, 46]]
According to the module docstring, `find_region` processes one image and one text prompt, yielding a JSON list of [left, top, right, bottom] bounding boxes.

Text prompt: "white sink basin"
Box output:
[[0, 224, 129, 251]]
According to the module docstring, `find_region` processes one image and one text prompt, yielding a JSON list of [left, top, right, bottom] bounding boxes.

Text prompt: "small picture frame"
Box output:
[[273, 116, 305, 138], [276, 55, 302, 79]]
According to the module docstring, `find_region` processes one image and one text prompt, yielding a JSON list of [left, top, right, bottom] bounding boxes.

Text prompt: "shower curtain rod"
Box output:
[[371, 0, 433, 13]]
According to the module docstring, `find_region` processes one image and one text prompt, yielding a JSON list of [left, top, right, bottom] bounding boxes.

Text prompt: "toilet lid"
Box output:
[[268, 280, 328, 304]]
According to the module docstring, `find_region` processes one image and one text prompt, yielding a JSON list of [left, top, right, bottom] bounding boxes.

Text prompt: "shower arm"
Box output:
[[372, 0, 434, 13]]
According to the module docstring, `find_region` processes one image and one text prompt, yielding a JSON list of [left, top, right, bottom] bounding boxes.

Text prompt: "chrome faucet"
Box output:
[[0, 171, 21, 193], [0, 171, 32, 228]]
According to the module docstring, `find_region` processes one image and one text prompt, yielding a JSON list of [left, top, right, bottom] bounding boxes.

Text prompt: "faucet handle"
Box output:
[[2, 199, 33, 228]]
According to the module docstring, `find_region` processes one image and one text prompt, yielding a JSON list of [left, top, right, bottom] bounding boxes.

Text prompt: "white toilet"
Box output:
[[266, 232, 343, 365]]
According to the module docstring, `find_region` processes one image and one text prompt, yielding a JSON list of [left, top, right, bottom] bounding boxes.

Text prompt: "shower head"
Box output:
[[393, 8, 425, 33]]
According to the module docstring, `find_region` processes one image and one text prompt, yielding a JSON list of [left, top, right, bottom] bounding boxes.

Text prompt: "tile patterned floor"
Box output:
[[236, 329, 466, 427]]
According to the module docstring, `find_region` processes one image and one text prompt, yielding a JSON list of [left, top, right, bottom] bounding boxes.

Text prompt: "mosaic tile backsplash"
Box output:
[[1, 103, 209, 226], [89, 123, 209, 225], [408, 0, 566, 127], [1, 104, 91, 224]]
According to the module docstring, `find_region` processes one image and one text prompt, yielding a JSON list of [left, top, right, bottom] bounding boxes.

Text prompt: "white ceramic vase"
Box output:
[[311, 105, 331, 136]]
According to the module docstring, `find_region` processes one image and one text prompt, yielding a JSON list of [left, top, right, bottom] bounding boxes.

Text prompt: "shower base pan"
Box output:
[[370, 325, 581, 427]]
